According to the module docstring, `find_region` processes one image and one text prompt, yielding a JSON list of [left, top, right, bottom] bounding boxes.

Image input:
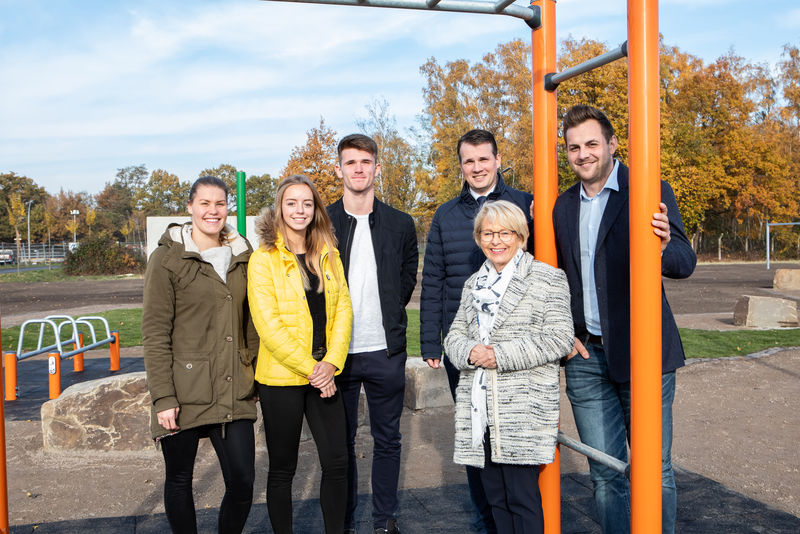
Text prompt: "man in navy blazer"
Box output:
[[552, 105, 696, 534]]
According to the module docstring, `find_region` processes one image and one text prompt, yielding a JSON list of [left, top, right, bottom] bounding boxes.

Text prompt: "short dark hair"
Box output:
[[562, 105, 615, 143], [337, 133, 378, 162], [189, 175, 229, 203], [456, 129, 498, 162]]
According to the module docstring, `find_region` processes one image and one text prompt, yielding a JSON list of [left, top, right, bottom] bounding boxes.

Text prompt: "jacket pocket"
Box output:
[[237, 349, 256, 400], [173, 354, 212, 405]]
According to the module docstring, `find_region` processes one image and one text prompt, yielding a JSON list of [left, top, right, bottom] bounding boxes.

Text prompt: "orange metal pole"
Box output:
[[2, 355, 15, 402], [110, 331, 120, 372], [48, 352, 61, 400], [628, 0, 662, 532], [531, 1, 560, 533], [73, 333, 84, 372], [0, 315, 8, 532]]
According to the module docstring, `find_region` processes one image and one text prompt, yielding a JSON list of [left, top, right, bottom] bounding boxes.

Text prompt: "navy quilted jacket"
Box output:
[[420, 175, 533, 360]]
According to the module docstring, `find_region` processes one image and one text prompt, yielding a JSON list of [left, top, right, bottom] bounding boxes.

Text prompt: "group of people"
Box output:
[[143, 105, 696, 534]]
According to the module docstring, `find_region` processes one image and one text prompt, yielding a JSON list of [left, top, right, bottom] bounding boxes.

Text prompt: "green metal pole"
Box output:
[[236, 171, 246, 237]]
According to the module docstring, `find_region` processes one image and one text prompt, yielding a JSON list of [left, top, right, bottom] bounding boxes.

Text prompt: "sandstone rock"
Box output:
[[41, 372, 151, 452], [773, 269, 800, 290], [405, 358, 452, 410], [733, 295, 799, 328]]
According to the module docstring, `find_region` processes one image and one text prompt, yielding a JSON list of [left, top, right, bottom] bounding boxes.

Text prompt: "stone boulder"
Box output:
[[773, 269, 800, 290], [405, 358, 452, 410], [733, 295, 799, 328], [41, 371, 151, 452]]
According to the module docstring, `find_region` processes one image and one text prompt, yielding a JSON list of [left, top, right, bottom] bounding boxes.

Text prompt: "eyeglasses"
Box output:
[[479, 230, 517, 243]]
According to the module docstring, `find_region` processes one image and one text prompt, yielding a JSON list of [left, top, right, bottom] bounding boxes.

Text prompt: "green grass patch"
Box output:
[[679, 327, 800, 359], [4, 307, 797, 360], [0, 267, 142, 283], [2, 308, 143, 352], [407, 309, 420, 356]]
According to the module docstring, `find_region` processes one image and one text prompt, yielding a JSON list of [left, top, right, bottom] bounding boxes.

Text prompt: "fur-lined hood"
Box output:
[[254, 207, 280, 251]]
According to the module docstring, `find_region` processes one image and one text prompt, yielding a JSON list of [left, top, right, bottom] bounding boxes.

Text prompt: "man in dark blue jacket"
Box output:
[[328, 133, 418, 534], [420, 129, 533, 534], [552, 105, 696, 534]]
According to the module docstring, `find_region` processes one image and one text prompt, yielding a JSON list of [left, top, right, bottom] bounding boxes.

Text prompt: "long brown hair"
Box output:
[[260, 174, 339, 291]]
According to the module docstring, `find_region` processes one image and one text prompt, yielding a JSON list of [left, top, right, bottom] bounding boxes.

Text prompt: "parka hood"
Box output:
[[158, 222, 251, 257]]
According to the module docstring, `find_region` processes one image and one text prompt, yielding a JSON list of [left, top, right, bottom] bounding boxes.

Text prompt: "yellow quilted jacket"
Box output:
[[247, 231, 352, 386]]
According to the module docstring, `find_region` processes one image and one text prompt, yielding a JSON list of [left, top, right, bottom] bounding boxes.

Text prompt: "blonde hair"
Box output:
[[257, 174, 340, 291], [473, 200, 529, 250]]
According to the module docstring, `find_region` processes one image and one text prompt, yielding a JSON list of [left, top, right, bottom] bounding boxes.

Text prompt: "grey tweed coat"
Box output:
[[444, 252, 574, 467]]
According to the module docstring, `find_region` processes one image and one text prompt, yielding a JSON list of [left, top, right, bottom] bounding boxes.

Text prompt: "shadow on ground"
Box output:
[[12, 471, 800, 533]]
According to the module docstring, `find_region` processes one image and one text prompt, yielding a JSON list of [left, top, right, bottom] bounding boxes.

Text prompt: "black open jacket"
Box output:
[[327, 197, 419, 356]]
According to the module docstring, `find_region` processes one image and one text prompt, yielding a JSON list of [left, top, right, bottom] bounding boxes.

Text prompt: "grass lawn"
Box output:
[[0, 267, 142, 283], [3, 308, 798, 360], [2, 309, 143, 353]]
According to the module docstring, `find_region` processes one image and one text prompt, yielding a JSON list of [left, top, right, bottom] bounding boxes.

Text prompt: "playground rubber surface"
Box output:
[[1, 262, 799, 532]]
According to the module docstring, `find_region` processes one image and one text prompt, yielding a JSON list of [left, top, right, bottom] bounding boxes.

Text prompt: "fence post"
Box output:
[[48, 352, 61, 400], [73, 333, 84, 372], [110, 331, 120, 371], [3, 353, 16, 402]]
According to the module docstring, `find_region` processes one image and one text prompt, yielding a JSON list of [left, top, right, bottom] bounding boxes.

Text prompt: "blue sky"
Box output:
[[1, 0, 799, 195]]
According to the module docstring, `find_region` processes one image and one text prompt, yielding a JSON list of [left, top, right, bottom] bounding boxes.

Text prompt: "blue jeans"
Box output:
[[564, 343, 677, 534], [337, 350, 406, 529]]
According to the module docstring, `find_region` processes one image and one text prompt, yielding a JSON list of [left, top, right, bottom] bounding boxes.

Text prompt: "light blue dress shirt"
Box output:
[[579, 160, 620, 335]]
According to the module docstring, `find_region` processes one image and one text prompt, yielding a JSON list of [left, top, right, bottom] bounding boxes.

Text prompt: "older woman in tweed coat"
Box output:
[[444, 200, 574, 534]]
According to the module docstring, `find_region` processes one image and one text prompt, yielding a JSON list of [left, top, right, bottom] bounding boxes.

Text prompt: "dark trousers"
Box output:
[[160, 419, 255, 534], [443, 355, 497, 534], [337, 349, 406, 529], [258, 383, 348, 534], [481, 432, 544, 534]]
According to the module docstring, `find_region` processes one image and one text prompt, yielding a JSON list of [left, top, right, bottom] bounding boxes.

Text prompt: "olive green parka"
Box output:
[[143, 223, 259, 440]]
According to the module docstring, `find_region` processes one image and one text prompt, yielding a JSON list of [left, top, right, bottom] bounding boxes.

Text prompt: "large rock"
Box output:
[[404, 358, 452, 410], [773, 269, 800, 290], [41, 372, 151, 452], [733, 295, 799, 328]]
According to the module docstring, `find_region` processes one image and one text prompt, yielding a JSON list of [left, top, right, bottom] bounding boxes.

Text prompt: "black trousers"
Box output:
[[258, 383, 348, 534], [337, 349, 406, 529], [480, 431, 544, 534], [160, 419, 255, 534]]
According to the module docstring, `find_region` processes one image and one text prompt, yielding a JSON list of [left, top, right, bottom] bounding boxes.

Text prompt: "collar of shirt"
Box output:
[[469, 184, 496, 201], [579, 160, 620, 201]]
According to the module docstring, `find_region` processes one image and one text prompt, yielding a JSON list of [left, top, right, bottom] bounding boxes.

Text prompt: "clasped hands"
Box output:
[[308, 360, 338, 398], [469, 344, 497, 369]]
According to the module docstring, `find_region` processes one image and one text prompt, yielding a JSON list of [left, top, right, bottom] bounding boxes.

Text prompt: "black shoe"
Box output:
[[374, 518, 400, 534], [343, 530, 356, 534]]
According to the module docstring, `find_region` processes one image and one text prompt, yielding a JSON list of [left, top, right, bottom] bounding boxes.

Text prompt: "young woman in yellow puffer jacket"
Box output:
[[247, 174, 352, 534]]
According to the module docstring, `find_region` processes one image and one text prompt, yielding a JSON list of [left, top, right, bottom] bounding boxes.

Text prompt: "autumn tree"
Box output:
[[94, 165, 147, 239], [4, 193, 25, 271], [281, 118, 339, 205], [246, 173, 275, 215], [137, 169, 189, 216], [199, 164, 240, 210], [419, 39, 535, 212], [0, 172, 48, 243]]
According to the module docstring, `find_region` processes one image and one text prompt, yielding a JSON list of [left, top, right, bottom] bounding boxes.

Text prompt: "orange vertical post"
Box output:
[[110, 331, 120, 372], [0, 316, 8, 532], [73, 332, 84, 372], [48, 352, 61, 400], [2, 354, 15, 402], [628, 0, 663, 532], [531, 1, 560, 533]]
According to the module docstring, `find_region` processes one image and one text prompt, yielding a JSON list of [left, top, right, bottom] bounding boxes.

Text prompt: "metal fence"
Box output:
[[0, 241, 145, 265]]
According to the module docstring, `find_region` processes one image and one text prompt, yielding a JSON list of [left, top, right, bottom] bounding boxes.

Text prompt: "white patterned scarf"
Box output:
[[468, 248, 524, 448]]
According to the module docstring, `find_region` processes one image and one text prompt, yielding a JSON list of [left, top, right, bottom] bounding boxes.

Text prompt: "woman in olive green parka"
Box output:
[[143, 176, 259, 534]]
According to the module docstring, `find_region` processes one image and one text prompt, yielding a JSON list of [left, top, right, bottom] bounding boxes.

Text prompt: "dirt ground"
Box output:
[[1, 262, 799, 527]]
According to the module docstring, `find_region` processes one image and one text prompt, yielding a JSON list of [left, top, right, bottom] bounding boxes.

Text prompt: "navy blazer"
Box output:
[[552, 162, 696, 383]]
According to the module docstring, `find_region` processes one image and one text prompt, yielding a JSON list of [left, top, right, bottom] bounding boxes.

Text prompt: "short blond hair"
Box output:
[[473, 200, 529, 250]]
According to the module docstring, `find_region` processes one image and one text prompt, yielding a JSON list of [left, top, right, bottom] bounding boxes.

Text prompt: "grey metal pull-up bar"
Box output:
[[545, 41, 628, 92], [261, 0, 542, 28]]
